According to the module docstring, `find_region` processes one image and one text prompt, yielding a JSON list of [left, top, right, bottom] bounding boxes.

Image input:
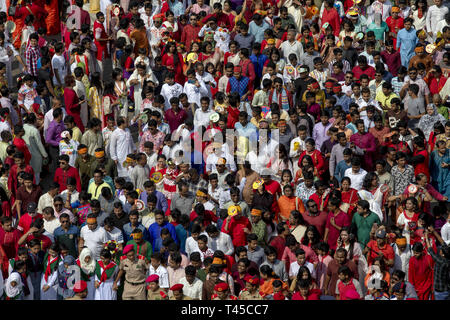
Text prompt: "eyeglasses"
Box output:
[[54, 203, 63, 206], [345, 76, 352, 79], [61, 220, 69, 223]]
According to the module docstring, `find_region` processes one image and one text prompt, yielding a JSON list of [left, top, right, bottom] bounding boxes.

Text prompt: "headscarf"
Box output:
[[58, 255, 76, 274], [57, 255, 76, 298], [5, 272, 23, 298], [418, 104, 446, 138], [79, 248, 96, 274]]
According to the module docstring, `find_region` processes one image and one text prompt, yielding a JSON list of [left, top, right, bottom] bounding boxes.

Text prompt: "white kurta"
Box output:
[[94, 265, 119, 300], [23, 124, 48, 181], [126, 70, 159, 117], [109, 127, 136, 177], [74, 80, 88, 128], [40, 271, 58, 300]]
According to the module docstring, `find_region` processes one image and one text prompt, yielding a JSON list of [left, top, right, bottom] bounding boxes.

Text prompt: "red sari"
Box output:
[[44, 0, 60, 35], [161, 52, 185, 84], [408, 253, 434, 300], [64, 87, 85, 132], [340, 188, 358, 220]]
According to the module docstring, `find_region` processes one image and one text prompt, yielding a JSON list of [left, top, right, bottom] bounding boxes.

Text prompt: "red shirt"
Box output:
[[321, 7, 340, 36], [413, 149, 430, 180], [269, 236, 286, 260], [23, 233, 52, 251], [54, 166, 82, 192], [0, 228, 22, 259], [221, 215, 252, 247], [366, 240, 395, 265], [190, 209, 219, 227], [291, 288, 321, 300], [302, 211, 328, 237], [181, 24, 202, 52], [429, 75, 448, 95], [17, 213, 43, 234], [352, 65, 376, 80], [164, 108, 188, 132], [325, 210, 350, 250], [380, 49, 401, 77]]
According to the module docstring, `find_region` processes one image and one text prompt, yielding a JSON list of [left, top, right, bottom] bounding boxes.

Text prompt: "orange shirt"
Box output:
[[278, 196, 306, 221]]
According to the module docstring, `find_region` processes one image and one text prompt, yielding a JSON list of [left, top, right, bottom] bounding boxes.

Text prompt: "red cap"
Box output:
[[170, 284, 184, 291], [146, 274, 159, 283], [73, 280, 87, 293], [244, 275, 260, 285], [122, 244, 134, 255], [214, 282, 229, 292]]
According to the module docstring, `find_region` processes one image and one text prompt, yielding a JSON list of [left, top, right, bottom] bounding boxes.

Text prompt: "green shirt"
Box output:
[[351, 211, 381, 248], [251, 219, 267, 246], [75, 154, 95, 190], [126, 239, 153, 261], [196, 268, 207, 282]]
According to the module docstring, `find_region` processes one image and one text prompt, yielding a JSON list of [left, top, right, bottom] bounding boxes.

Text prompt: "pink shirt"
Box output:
[[281, 244, 319, 274]]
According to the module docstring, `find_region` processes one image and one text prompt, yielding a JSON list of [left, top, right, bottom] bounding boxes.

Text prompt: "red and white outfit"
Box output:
[[94, 19, 109, 77]]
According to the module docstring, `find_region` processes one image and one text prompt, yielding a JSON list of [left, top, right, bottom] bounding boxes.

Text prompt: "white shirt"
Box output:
[[51, 54, 67, 86], [160, 83, 184, 111], [344, 168, 368, 190], [441, 221, 450, 245], [80, 225, 110, 260], [43, 218, 61, 235], [289, 261, 316, 279], [207, 232, 234, 256], [194, 108, 213, 130], [148, 264, 170, 288], [105, 226, 124, 244], [185, 233, 207, 257], [183, 80, 208, 109], [179, 277, 203, 300], [280, 40, 304, 62], [426, 5, 449, 36]]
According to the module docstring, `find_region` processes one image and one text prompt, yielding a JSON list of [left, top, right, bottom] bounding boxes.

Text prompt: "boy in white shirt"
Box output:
[[160, 72, 183, 111], [148, 252, 170, 290]]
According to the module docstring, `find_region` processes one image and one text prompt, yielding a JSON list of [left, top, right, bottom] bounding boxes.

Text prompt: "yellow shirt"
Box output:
[[302, 90, 326, 109], [375, 91, 398, 110], [87, 181, 112, 199], [72, 127, 82, 143]]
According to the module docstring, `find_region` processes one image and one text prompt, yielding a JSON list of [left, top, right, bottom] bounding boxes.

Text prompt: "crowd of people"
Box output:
[[0, 0, 449, 301]]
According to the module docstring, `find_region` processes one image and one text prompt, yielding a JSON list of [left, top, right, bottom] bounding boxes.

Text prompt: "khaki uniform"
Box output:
[[169, 295, 193, 300], [147, 289, 169, 300], [239, 289, 264, 300], [120, 255, 148, 300]]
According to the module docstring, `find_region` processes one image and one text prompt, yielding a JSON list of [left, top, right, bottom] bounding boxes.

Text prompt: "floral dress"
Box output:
[[18, 84, 37, 114]]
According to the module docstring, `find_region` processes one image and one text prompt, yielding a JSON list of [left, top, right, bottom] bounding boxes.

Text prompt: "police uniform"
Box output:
[[147, 289, 169, 300], [238, 288, 265, 300], [120, 254, 148, 300]]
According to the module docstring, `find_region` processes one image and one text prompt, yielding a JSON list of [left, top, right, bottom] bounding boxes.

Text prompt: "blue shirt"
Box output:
[[250, 53, 268, 79], [396, 28, 418, 67], [248, 21, 270, 43], [175, 224, 189, 254], [148, 221, 178, 252], [123, 222, 151, 243], [139, 190, 168, 213], [235, 122, 257, 139], [334, 94, 353, 113], [169, 1, 184, 16], [334, 160, 352, 183]]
